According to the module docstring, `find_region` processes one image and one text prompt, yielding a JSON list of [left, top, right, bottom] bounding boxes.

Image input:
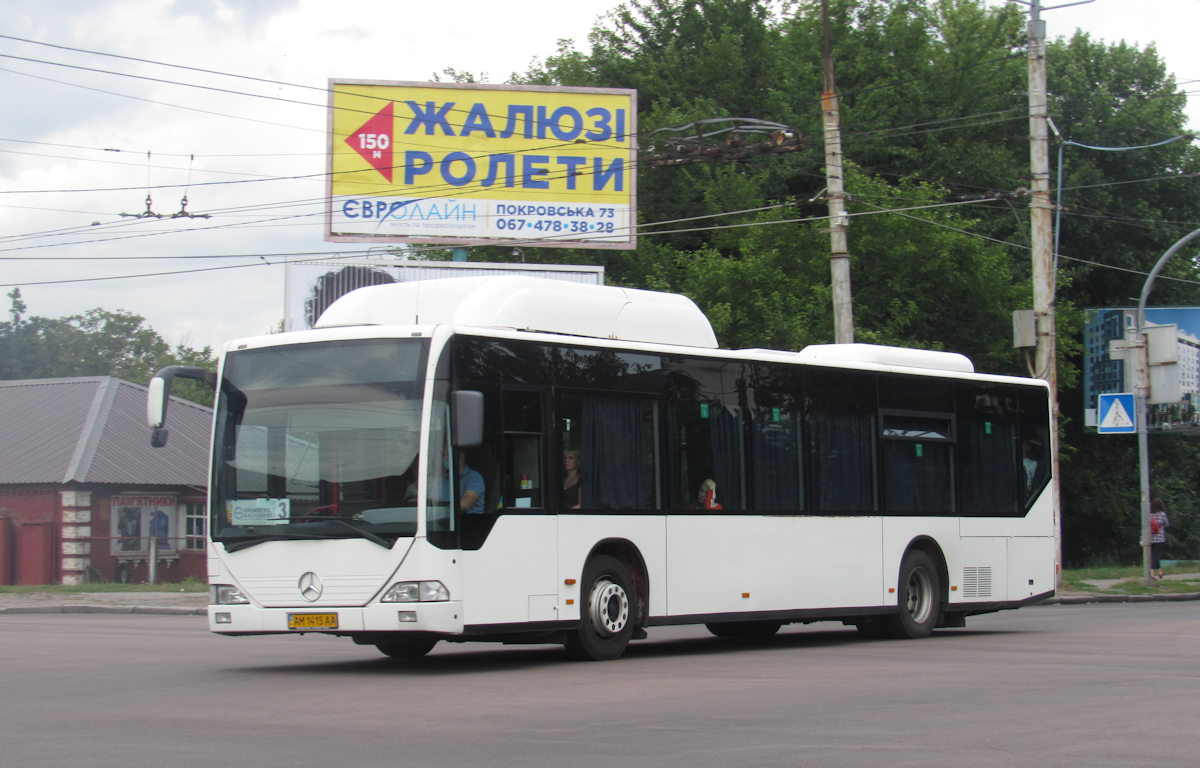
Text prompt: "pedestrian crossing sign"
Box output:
[[1097, 393, 1136, 434]]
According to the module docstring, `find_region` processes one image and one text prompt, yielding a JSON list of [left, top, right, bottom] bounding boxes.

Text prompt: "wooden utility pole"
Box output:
[[822, 0, 853, 344]]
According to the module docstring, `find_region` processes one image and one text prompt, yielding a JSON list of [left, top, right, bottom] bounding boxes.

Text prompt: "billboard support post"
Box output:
[[1135, 226, 1200, 584]]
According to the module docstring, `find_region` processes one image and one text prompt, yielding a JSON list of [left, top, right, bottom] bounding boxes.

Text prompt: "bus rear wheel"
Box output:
[[884, 550, 941, 639], [567, 555, 635, 661], [706, 621, 782, 639], [375, 637, 438, 659]]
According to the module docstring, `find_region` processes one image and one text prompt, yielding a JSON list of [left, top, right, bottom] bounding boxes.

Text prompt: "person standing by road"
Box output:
[[1150, 498, 1170, 580]]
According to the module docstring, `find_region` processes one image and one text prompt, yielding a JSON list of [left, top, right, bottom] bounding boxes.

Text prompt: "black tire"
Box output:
[[705, 621, 782, 639], [566, 555, 636, 661], [375, 638, 438, 659], [883, 550, 941, 639]]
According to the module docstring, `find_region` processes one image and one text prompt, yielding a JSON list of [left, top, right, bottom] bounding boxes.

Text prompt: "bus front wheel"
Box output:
[[567, 555, 635, 661], [884, 550, 941, 639], [375, 637, 438, 659]]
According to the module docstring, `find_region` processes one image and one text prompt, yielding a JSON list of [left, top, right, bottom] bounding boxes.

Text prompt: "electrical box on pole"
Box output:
[[1013, 310, 1037, 348]]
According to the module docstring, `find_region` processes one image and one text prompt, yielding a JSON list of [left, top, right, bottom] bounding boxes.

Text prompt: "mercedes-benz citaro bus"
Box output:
[[147, 276, 1055, 661]]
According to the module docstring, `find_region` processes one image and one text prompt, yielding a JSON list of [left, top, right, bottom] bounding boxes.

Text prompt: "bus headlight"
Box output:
[[381, 581, 449, 602], [213, 585, 250, 605]]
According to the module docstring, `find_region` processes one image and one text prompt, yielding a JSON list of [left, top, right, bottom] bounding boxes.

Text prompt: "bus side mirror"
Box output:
[[451, 390, 484, 448], [147, 365, 216, 448]]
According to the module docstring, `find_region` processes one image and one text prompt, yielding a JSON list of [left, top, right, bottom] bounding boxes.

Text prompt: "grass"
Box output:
[[0, 577, 207, 594], [1061, 563, 1200, 595]]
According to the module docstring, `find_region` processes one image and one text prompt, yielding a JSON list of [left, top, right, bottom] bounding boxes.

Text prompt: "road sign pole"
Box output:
[[1135, 226, 1200, 584]]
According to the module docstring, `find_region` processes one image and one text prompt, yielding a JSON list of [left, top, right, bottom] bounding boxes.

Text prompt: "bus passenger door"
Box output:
[[461, 387, 559, 627]]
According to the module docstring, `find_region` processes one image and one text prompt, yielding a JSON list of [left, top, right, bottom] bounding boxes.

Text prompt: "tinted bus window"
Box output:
[[665, 358, 746, 511], [558, 392, 657, 511], [453, 338, 552, 384], [748, 364, 803, 511], [807, 370, 877, 513], [555, 347, 662, 392], [1018, 385, 1052, 508], [958, 384, 1020, 516], [879, 410, 956, 514]]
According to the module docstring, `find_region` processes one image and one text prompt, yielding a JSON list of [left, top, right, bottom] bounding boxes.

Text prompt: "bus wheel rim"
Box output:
[[906, 568, 933, 624], [589, 578, 629, 637]]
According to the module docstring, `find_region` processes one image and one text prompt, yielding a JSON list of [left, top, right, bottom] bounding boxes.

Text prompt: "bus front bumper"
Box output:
[[208, 600, 465, 636]]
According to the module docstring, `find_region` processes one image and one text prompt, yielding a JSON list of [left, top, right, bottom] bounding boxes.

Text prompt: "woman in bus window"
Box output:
[[563, 449, 582, 510], [692, 479, 722, 510]]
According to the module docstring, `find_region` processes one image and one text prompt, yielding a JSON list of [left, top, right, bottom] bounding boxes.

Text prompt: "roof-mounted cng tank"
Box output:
[[315, 275, 720, 349]]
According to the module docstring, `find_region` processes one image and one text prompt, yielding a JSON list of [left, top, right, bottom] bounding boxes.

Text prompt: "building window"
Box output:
[[185, 502, 206, 550]]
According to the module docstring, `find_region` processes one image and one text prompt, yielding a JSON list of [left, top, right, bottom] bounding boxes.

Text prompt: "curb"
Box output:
[[0, 605, 206, 616], [1042, 591, 1200, 605]]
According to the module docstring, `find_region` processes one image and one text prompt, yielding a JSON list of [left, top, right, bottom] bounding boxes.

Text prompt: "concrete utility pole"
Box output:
[[1019, 0, 1091, 589], [821, 0, 853, 344]]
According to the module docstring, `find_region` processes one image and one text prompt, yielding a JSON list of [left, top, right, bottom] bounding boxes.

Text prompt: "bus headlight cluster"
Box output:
[[381, 581, 449, 603], [212, 585, 250, 605]]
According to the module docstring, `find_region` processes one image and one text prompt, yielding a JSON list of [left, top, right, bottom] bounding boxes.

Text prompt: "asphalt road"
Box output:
[[1, 602, 1195, 768]]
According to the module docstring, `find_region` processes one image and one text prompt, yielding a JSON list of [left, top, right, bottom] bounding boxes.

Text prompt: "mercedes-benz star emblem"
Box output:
[[298, 572, 323, 602]]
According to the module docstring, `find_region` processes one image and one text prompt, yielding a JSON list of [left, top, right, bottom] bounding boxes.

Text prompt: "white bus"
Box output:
[[149, 276, 1055, 661]]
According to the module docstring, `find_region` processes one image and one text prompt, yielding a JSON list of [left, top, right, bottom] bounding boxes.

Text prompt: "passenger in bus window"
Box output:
[[563, 448, 582, 510], [692, 479, 722, 510], [439, 449, 487, 514], [1022, 440, 1040, 494]]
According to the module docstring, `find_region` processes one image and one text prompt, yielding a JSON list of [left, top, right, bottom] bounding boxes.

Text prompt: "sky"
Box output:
[[1, 0, 1199, 353]]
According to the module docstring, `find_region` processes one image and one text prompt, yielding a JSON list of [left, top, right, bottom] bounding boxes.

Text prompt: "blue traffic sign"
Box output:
[[1097, 393, 1136, 434]]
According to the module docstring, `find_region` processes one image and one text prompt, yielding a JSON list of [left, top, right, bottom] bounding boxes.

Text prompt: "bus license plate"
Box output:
[[288, 613, 338, 630]]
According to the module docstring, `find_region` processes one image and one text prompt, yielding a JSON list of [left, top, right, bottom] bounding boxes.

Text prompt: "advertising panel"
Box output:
[[1083, 307, 1200, 433], [326, 80, 637, 249], [110, 495, 177, 557]]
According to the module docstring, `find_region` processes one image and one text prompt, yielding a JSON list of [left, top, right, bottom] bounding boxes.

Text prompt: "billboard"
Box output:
[[1083, 307, 1200, 433], [326, 80, 637, 250]]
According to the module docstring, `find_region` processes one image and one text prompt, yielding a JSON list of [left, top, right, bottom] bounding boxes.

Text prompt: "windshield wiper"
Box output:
[[289, 516, 393, 548], [222, 532, 335, 552], [220, 519, 394, 552]]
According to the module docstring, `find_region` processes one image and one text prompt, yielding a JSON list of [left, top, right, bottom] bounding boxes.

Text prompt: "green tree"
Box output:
[[0, 290, 216, 406]]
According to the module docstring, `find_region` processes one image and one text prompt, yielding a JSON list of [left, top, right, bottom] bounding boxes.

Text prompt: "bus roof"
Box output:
[[315, 276, 720, 349]]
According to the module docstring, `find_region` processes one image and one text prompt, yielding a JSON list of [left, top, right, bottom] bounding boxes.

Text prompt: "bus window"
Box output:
[[750, 404, 803, 511], [453, 338, 552, 385], [749, 364, 803, 511], [425, 394, 454, 543], [555, 347, 662, 392], [503, 389, 544, 510], [558, 392, 657, 511], [879, 410, 955, 514], [665, 359, 745, 511], [1018, 386, 1051, 506], [807, 370, 877, 513], [958, 384, 1020, 516]]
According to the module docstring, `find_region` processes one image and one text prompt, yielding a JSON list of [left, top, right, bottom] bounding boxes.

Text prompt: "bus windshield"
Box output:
[[212, 338, 430, 549]]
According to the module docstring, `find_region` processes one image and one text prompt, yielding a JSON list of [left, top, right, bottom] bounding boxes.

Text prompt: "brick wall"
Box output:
[[0, 487, 60, 584], [0, 484, 207, 585], [91, 489, 207, 584]]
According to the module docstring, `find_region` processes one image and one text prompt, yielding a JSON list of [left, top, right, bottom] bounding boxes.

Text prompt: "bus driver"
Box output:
[[439, 448, 487, 515]]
